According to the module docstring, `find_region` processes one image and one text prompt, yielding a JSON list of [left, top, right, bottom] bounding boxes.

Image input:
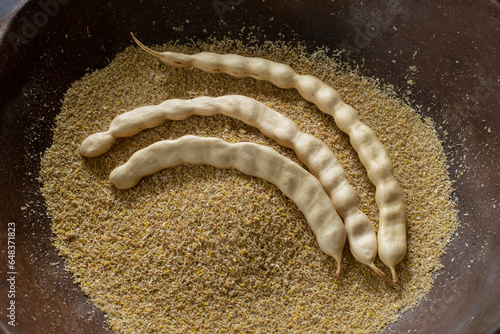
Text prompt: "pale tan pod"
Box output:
[[109, 135, 347, 276], [131, 34, 406, 283], [80, 95, 383, 276]]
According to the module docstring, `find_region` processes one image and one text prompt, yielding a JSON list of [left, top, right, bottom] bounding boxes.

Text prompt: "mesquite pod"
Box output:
[[109, 135, 347, 276], [131, 34, 406, 283], [80, 95, 383, 276]]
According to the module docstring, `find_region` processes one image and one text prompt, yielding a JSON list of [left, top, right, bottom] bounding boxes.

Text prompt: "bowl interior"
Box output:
[[0, 1, 499, 333]]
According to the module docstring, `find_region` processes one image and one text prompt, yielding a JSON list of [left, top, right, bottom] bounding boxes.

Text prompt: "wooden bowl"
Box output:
[[1, 1, 498, 333]]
